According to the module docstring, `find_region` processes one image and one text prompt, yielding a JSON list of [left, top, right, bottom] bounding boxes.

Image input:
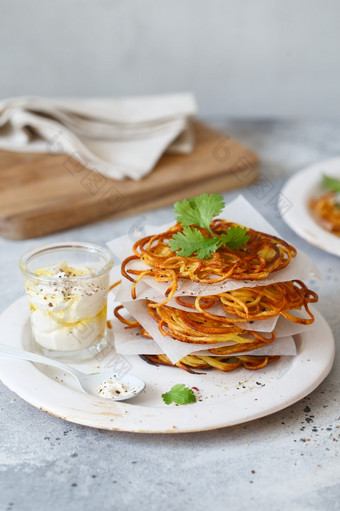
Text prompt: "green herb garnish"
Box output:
[[173, 193, 225, 234], [162, 384, 197, 405], [168, 193, 250, 259], [323, 174, 340, 193]]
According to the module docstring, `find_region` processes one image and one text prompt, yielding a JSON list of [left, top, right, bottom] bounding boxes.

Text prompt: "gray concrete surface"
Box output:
[[0, 120, 339, 511]]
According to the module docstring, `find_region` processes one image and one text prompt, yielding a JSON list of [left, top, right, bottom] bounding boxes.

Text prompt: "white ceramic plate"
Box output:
[[280, 158, 340, 256], [0, 297, 335, 433]]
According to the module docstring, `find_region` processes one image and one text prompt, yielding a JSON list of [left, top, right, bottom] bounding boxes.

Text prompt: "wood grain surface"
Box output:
[[0, 122, 258, 239]]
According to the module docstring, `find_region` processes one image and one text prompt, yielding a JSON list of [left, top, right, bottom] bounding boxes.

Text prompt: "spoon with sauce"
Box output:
[[0, 344, 145, 401]]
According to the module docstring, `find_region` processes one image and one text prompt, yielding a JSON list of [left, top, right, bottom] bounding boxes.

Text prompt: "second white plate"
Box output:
[[280, 157, 340, 256]]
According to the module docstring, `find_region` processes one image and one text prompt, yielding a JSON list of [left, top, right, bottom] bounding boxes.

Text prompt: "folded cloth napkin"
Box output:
[[0, 93, 197, 180]]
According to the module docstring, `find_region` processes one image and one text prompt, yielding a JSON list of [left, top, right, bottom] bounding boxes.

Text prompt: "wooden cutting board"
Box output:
[[0, 122, 258, 240]]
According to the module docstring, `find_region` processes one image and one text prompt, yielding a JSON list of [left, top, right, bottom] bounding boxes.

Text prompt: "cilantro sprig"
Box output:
[[168, 193, 250, 260], [323, 174, 340, 193], [162, 384, 196, 405]]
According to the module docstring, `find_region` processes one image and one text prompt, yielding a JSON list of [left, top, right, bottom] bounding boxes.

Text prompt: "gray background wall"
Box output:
[[1, 0, 339, 117]]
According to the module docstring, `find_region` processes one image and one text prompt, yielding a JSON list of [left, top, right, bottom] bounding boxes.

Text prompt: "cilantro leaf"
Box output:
[[170, 193, 250, 259], [169, 226, 219, 259], [323, 174, 340, 193], [162, 384, 197, 405], [173, 193, 224, 233], [219, 225, 250, 250]]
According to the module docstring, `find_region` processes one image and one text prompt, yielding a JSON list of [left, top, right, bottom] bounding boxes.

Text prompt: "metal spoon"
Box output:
[[0, 344, 145, 401]]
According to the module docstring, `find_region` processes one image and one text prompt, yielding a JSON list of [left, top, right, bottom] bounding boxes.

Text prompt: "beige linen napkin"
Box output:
[[0, 93, 197, 180]]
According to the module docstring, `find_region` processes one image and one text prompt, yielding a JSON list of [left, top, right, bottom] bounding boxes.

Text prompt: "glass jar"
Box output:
[[20, 241, 113, 361]]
